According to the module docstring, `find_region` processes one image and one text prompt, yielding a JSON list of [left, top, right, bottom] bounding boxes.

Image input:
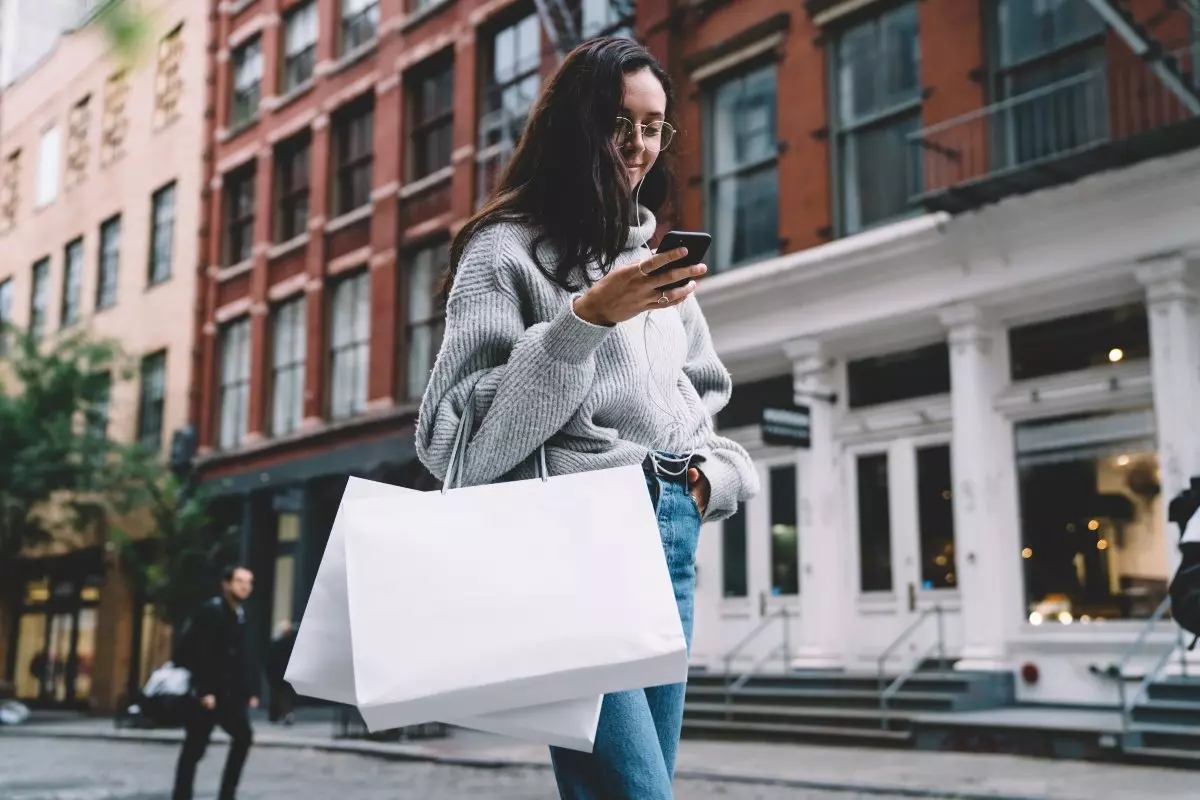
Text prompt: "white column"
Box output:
[[939, 304, 1014, 671], [784, 339, 847, 668], [1138, 254, 1200, 572]]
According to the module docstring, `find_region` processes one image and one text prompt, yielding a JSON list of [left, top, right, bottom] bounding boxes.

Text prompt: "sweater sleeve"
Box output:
[[416, 225, 613, 487], [679, 295, 760, 521]]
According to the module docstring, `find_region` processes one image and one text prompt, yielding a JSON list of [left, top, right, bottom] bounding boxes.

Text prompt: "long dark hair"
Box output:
[[447, 37, 676, 293]]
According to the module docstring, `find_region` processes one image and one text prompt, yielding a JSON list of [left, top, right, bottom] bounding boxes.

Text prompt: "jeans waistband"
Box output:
[[642, 451, 697, 485]]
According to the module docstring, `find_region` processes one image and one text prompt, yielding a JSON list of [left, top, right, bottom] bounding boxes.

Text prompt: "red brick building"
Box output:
[[192, 0, 1199, 660]]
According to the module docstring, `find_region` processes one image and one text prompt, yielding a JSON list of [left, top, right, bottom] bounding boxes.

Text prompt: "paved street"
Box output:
[[0, 737, 911, 800]]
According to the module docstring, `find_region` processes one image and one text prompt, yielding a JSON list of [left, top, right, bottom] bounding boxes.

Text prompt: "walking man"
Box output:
[[172, 565, 259, 800]]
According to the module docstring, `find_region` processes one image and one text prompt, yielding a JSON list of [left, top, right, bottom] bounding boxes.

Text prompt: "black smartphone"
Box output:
[[651, 231, 712, 291]]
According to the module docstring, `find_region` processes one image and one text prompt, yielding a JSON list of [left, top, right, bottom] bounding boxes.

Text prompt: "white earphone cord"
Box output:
[[632, 178, 696, 479]]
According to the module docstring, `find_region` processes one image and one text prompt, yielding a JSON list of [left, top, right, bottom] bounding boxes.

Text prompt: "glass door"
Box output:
[[849, 437, 961, 669]]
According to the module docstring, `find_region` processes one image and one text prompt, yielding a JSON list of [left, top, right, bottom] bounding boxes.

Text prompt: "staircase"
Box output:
[[1125, 674, 1200, 763], [1083, 0, 1200, 113], [682, 666, 1016, 748]]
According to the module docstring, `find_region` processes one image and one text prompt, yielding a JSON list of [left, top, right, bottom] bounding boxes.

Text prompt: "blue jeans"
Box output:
[[550, 457, 702, 799]]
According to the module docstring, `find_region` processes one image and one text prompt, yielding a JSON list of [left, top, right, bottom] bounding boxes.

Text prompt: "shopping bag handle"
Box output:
[[441, 390, 548, 494]]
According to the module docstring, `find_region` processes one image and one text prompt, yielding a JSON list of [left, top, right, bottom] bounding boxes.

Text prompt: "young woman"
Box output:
[[415, 36, 758, 798]]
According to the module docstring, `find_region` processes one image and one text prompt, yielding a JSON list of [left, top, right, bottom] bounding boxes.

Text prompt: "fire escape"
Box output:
[[910, 0, 1200, 214], [475, 0, 636, 205]]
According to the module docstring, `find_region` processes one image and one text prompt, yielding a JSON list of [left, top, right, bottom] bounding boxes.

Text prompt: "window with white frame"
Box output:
[[342, 0, 379, 54], [271, 296, 306, 436], [96, 215, 120, 310], [231, 37, 263, 128], [218, 317, 252, 450], [1016, 409, 1166, 624], [405, 245, 447, 400], [283, 2, 318, 93], [36, 126, 61, 207], [769, 464, 799, 596], [581, 0, 634, 39], [833, 2, 921, 235], [149, 182, 176, 284], [61, 237, 83, 327], [329, 272, 370, 419], [706, 63, 779, 270], [722, 505, 748, 598]]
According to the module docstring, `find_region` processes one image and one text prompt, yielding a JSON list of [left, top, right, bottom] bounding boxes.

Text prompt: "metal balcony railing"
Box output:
[[908, 47, 1200, 213]]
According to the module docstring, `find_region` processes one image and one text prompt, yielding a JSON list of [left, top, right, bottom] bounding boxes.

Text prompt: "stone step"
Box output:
[[681, 717, 913, 747], [683, 701, 911, 731], [685, 684, 958, 712]]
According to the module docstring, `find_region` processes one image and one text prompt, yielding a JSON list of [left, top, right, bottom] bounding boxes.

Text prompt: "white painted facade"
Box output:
[[691, 146, 1200, 707]]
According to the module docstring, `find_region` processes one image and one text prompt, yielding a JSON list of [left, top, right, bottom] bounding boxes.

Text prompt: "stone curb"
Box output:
[[2, 728, 1043, 800]]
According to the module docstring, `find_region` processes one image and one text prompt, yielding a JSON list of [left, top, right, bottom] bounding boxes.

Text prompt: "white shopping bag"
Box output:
[[286, 475, 606, 751], [343, 462, 687, 732]]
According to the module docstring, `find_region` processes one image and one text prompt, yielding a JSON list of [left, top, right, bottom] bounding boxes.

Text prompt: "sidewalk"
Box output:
[[2, 712, 1194, 799]]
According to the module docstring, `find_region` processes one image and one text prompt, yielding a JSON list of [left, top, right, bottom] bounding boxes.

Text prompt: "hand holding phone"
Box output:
[[651, 231, 712, 290]]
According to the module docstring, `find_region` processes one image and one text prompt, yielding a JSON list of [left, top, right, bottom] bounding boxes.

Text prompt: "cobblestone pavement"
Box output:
[[0, 737, 917, 800]]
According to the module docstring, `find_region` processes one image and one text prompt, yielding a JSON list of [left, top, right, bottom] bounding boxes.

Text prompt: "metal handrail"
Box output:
[[1089, 596, 1190, 741], [722, 607, 792, 695], [877, 604, 946, 729]]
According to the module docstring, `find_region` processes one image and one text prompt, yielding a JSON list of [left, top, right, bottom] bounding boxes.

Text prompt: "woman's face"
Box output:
[[616, 67, 668, 192]]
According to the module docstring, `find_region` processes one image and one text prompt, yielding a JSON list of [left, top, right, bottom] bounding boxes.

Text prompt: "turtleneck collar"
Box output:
[[624, 205, 657, 254]]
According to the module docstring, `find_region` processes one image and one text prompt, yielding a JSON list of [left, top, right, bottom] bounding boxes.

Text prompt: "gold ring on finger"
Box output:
[[658, 292, 669, 305]]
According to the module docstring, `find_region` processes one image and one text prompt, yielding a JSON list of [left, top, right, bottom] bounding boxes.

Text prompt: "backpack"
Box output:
[[1168, 481, 1200, 644]]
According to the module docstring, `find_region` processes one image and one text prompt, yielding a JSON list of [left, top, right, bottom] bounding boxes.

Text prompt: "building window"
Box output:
[[1009, 304, 1149, 382], [148, 182, 176, 284], [137, 350, 167, 453], [87, 372, 111, 443], [706, 63, 779, 270], [101, 70, 129, 166], [1016, 409, 1165, 624], [36, 126, 60, 208], [154, 25, 185, 128], [405, 245, 447, 400], [409, 59, 454, 181], [0, 150, 18, 232], [30, 258, 50, 340], [477, 12, 540, 197], [0, 278, 12, 355], [225, 163, 257, 264], [271, 296, 306, 436], [283, 2, 318, 93], [341, 0, 379, 54], [581, 0, 634, 38], [722, 504, 748, 598], [218, 318, 252, 450], [61, 238, 83, 327], [231, 37, 263, 129], [856, 452, 892, 593], [917, 445, 956, 589], [770, 464, 799, 596], [992, 0, 1107, 168], [847, 342, 950, 409], [833, 2, 921, 235], [275, 134, 310, 241], [65, 96, 90, 190], [96, 215, 120, 310], [329, 271, 369, 419], [332, 99, 373, 215]]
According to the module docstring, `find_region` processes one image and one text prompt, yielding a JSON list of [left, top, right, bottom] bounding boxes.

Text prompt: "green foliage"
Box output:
[[93, 0, 153, 67], [107, 461, 239, 628], [0, 327, 129, 561]]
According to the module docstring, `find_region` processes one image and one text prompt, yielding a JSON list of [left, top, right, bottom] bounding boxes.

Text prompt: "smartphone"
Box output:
[[651, 231, 712, 291]]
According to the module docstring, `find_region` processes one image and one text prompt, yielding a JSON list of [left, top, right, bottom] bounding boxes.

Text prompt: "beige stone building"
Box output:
[[0, 0, 205, 713]]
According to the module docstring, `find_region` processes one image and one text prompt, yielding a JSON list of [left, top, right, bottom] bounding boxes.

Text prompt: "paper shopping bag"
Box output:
[[343, 463, 689, 733], [286, 476, 608, 751]]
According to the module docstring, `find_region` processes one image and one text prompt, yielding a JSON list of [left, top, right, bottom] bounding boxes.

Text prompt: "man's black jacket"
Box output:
[[177, 596, 259, 701], [1169, 485, 1200, 639]]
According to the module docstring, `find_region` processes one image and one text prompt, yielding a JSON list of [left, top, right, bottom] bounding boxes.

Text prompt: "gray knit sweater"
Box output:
[[415, 207, 759, 521]]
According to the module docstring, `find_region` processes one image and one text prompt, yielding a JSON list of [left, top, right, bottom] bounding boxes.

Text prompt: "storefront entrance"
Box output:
[[8, 555, 103, 707]]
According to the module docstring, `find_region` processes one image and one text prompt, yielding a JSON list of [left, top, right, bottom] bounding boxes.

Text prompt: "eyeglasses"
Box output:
[[613, 117, 676, 152]]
